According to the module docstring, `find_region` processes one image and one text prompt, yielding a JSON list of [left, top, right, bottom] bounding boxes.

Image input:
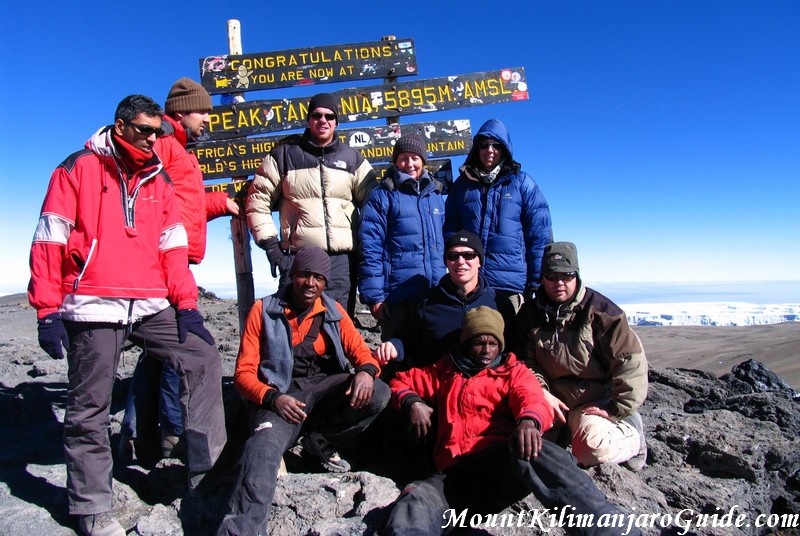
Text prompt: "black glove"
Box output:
[[37, 312, 68, 359], [261, 237, 294, 278], [176, 309, 215, 345]]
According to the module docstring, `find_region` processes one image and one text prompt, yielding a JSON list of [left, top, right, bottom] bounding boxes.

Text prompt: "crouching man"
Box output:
[[517, 241, 648, 471], [384, 307, 640, 536], [217, 246, 390, 535]]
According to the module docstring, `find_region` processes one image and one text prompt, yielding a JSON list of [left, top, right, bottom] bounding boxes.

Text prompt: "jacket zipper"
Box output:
[[73, 238, 98, 291]]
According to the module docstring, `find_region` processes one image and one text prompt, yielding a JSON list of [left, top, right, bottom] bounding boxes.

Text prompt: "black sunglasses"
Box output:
[[310, 111, 336, 121], [445, 251, 479, 262], [544, 272, 577, 282], [124, 120, 165, 138], [478, 141, 503, 151]]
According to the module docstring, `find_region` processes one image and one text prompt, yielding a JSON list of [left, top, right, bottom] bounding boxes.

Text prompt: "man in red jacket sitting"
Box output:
[[385, 306, 640, 536]]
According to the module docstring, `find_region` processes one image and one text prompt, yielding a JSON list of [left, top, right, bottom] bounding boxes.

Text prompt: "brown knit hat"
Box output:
[[459, 306, 505, 351], [392, 133, 428, 164], [289, 246, 331, 281], [165, 78, 212, 114]]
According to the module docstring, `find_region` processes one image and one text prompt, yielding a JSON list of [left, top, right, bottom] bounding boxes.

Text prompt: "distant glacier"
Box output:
[[620, 302, 799, 326], [595, 281, 800, 326]]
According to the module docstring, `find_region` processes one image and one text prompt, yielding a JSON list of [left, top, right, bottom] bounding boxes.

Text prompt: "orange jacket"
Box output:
[[234, 294, 381, 405]]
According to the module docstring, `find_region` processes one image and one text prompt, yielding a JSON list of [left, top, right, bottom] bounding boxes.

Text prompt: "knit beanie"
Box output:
[[459, 306, 505, 351], [444, 230, 484, 264], [307, 93, 339, 123], [392, 133, 428, 164], [542, 242, 580, 275], [165, 78, 212, 114], [289, 246, 331, 281]]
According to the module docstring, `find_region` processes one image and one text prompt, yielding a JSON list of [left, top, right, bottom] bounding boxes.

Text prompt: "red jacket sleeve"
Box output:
[[205, 191, 231, 221], [389, 362, 440, 410], [28, 165, 77, 318], [157, 174, 198, 310], [509, 362, 554, 433]]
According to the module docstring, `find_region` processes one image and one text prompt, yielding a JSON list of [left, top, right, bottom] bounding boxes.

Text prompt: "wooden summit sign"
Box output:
[[193, 120, 471, 178], [200, 38, 417, 93], [203, 67, 528, 140]]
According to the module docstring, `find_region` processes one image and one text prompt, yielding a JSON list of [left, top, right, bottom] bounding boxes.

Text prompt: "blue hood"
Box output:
[[464, 118, 514, 167]]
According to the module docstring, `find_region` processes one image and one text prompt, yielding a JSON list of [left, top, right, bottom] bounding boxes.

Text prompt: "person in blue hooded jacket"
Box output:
[[359, 133, 446, 340], [444, 119, 552, 324]]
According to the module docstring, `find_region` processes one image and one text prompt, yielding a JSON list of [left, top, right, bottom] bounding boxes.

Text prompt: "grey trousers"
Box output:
[[216, 374, 390, 536], [63, 306, 226, 514]]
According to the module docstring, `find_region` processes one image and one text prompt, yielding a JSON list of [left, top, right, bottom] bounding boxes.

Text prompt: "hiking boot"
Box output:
[[161, 434, 185, 459], [622, 412, 647, 472], [77, 512, 125, 536], [302, 431, 351, 473]]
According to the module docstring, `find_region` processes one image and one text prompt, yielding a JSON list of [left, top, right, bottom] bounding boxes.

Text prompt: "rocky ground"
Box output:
[[0, 292, 798, 535]]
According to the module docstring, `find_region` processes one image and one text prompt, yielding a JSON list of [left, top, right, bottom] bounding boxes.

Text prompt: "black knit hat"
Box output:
[[460, 306, 505, 351], [165, 78, 212, 114], [307, 93, 339, 123], [444, 230, 484, 264], [289, 246, 331, 281], [392, 133, 428, 164], [542, 242, 579, 275]]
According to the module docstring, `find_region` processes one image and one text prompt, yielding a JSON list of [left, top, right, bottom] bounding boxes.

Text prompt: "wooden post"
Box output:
[[382, 35, 400, 127], [227, 19, 255, 333]]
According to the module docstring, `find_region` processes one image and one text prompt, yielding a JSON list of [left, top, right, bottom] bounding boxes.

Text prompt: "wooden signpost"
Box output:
[[202, 67, 528, 140], [201, 22, 529, 329]]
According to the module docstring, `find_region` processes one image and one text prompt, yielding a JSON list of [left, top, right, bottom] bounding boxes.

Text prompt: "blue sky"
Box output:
[[2, 1, 798, 299]]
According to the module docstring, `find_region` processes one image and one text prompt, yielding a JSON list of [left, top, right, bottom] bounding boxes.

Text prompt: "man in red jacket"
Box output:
[[29, 95, 226, 536], [120, 78, 240, 464], [384, 307, 640, 536]]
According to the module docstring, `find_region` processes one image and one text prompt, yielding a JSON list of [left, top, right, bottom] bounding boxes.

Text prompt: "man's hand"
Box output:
[[345, 371, 374, 409], [407, 401, 434, 442], [580, 404, 615, 421], [511, 419, 542, 460], [176, 309, 215, 345], [261, 238, 293, 277], [37, 312, 68, 360], [225, 198, 241, 217], [370, 302, 389, 322], [543, 389, 569, 424], [373, 341, 398, 365], [273, 394, 308, 424]]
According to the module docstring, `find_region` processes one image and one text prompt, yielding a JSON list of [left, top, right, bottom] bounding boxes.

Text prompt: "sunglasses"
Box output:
[[445, 251, 479, 262], [544, 272, 577, 282], [124, 120, 165, 138], [478, 141, 503, 151], [310, 111, 336, 121]]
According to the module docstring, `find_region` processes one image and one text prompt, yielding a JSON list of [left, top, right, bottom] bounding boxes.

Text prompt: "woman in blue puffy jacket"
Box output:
[[444, 118, 552, 324], [359, 133, 446, 339]]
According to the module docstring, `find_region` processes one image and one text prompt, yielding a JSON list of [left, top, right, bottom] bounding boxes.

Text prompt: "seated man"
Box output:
[[517, 242, 648, 471], [385, 307, 640, 536], [216, 247, 390, 536], [374, 230, 499, 371]]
